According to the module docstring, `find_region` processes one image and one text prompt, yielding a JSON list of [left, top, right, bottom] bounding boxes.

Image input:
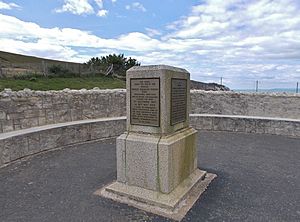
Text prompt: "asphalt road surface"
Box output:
[[1, 131, 299, 222]]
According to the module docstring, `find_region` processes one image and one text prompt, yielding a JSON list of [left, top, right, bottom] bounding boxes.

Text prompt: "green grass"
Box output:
[[0, 51, 125, 91], [0, 76, 125, 91]]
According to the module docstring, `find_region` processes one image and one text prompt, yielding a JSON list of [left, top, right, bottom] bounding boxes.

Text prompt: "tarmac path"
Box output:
[[1, 131, 299, 222]]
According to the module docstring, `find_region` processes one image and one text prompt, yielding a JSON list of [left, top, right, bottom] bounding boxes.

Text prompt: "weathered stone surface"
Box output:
[[0, 141, 4, 165], [126, 65, 190, 135], [114, 65, 200, 206], [191, 114, 300, 138], [70, 108, 83, 121], [19, 118, 39, 129], [116, 133, 127, 183], [39, 128, 63, 151], [53, 104, 71, 123], [0, 110, 6, 120], [100, 169, 213, 221], [191, 90, 300, 119], [90, 122, 110, 139], [38, 117, 47, 126], [158, 127, 198, 193], [0, 88, 299, 134], [0, 89, 126, 133], [244, 119, 257, 133], [45, 109, 55, 124], [1, 140, 10, 164], [6, 136, 28, 161], [0, 117, 128, 167], [255, 119, 271, 134], [27, 133, 40, 155], [190, 116, 213, 130], [60, 125, 90, 146], [125, 133, 160, 191]]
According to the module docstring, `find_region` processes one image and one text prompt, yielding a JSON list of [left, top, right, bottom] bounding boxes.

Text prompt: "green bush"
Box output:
[[84, 54, 140, 77]]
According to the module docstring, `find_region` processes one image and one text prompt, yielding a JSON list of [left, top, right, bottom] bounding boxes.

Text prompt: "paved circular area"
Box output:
[[0, 131, 299, 222]]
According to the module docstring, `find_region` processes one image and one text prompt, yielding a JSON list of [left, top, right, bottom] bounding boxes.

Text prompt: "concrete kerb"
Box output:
[[1, 114, 300, 168]]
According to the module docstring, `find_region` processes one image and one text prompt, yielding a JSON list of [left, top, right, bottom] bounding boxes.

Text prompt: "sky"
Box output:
[[0, 0, 300, 89]]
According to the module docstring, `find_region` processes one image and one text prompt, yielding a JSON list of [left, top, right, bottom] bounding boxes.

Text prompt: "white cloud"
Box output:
[[55, 0, 111, 17], [0, 14, 160, 59], [0, 1, 20, 10], [0, 38, 78, 61], [161, 0, 300, 88], [1, 0, 300, 89], [55, 0, 94, 15], [145, 28, 162, 37], [94, 0, 103, 9], [126, 2, 146, 12], [97, 9, 108, 17]]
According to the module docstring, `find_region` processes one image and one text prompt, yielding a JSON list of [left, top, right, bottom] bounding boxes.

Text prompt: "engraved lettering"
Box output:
[[171, 79, 187, 125], [130, 78, 160, 126]]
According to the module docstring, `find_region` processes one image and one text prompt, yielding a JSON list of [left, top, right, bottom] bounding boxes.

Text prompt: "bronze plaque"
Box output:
[[130, 78, 160, 126], [171, 78, 187, 125]]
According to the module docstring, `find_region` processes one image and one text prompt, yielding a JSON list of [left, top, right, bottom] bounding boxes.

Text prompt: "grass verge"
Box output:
[[0, 76, 125, 91]]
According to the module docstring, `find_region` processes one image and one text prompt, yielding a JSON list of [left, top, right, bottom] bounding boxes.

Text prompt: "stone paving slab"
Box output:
[[0, 131, 300, 222]]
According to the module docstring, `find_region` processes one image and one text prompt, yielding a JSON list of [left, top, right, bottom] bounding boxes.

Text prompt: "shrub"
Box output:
[[84, 54, 140, 78]]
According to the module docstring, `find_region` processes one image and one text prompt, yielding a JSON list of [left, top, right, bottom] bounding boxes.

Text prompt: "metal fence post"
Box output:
[[256, 80, 259, 92]]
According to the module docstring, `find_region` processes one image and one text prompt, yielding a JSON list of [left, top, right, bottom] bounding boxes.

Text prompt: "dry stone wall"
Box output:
[[0, 89, 300, 167], [0, 89, 299, 134], [0, 88, 126, 133], [191, 90, 300, 119]]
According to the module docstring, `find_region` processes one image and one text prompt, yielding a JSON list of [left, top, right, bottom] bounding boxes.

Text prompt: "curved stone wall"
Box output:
[[191, 90, 300, 119], [0, 117, 126, 167], [1, 88, 299, 168], [1, 115, 299, 168], [0, 88, 126, 133], [0, 89, 299, 134], [190, 114, 300, 138]]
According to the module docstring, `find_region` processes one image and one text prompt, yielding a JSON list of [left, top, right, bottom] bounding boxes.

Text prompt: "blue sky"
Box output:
[[0, 0, 300, 89]]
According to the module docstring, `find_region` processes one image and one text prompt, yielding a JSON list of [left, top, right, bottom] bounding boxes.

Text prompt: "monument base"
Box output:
[[117, 127, 199, 193], [95, 169, 216, 221]]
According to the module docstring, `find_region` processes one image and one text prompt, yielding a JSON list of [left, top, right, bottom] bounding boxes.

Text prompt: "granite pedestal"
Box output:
[[97, 65, 215, 221]]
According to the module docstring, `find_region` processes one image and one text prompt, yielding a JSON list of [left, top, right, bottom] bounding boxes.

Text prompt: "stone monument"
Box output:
[[98, 65, 215, 221]]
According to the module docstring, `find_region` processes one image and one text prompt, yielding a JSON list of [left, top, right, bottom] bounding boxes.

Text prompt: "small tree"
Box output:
[[84, 54, 140, 79]]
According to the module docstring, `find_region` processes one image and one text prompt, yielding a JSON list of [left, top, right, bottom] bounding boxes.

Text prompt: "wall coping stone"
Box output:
[[190, 114, 300, 122], [1, 88, 299, 97], [191, 89, 300, 97], [1, 114, 299, 141], [0, 88, 126, 98], [0, 116, 126, 140]]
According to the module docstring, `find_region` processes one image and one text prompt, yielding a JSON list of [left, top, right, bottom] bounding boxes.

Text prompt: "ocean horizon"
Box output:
[[233, 88, 299, 93]]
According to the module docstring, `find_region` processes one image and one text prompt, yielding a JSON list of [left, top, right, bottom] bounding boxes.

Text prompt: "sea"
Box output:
[[234, 88, 299, 93]]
